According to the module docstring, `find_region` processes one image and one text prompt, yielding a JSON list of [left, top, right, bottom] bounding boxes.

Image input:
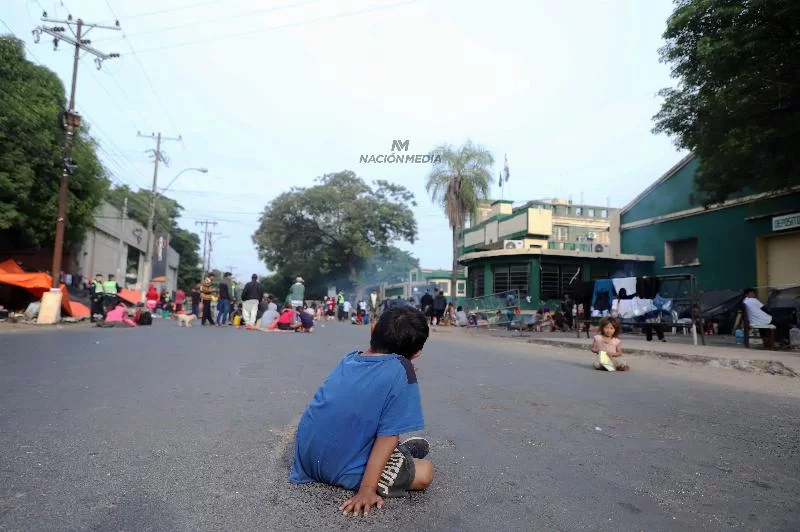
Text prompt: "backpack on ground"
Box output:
[[136, 311, 152, 326]]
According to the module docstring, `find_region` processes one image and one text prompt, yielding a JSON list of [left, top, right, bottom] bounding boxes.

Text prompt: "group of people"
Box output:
[[88, 273, 122, 322]]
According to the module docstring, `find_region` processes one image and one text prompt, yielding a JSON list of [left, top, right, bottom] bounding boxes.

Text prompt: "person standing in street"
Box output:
[[367, 288, 381, 324], [190, 283, 201, 317], [290, 277, 306, 309], [102, 274, 121, 312], [217, 272, 233, 326], [420, 289, 434, 323], [89, 273, 104, 322], [432, 288, 447, 326], [175, 287, 186, 314], [241, 274, 264, 329], [201, 273, 216, 326]]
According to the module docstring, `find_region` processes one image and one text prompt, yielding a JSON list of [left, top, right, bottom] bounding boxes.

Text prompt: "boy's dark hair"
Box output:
[[598, 317, 620, 338], [744, 288, 756, 296], [457, 305, 463, 311], [370, 306, 429, 359]]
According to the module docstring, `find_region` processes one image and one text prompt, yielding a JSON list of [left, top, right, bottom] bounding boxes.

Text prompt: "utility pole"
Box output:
[[138, 131, 181, 298], [194, 220, 217, 276], [33, 13, 120, 288], [117, 196, 128, 283], [207, 232, 224, 274]]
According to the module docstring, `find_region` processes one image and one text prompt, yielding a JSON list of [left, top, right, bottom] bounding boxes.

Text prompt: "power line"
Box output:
[[102, 0, 184, 140], [131, 0, 418, 55], [98, 0, 325, 41]]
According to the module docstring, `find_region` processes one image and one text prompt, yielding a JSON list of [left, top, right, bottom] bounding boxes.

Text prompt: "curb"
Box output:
[[526, 338, 798, 378]]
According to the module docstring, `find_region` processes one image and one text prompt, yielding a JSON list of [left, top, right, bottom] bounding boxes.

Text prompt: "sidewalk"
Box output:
[[471, 328, 800, 377]]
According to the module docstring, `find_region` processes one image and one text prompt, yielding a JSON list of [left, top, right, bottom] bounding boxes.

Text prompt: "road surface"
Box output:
[[1, 321, 798, 530]]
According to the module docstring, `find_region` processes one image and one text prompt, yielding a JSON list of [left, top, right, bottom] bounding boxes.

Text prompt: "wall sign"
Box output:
[[772, 212, 800, 232]]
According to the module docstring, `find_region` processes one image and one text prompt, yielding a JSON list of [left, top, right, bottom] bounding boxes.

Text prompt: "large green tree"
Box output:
[[426, 141, 493, 296], [653, 0, 800, 202], [252, 171, 417, 298], [106, 186, 202, 289], [0, 36, 109, 248]]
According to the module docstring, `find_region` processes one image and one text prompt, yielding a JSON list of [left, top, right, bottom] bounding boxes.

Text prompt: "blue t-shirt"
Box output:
[[289, 351, 424, 489]]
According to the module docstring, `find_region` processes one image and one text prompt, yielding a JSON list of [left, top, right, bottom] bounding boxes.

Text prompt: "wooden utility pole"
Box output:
[[33, 14, 120, 287], [194, 220, 218, 276], [117, 196, 128, 282], [138, 132, 181, 296]]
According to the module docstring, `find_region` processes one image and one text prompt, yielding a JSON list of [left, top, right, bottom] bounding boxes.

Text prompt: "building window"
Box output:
[[469, 267, 484, 297], [553, 225, 569, 242], [410, 271, 418, 282], [493, 264, 529, 297], [665, 237, 699, 266], [574, 207, 583, 216], [456, 280, 466, 297], [600, 209, 608, 218], [540, 264, 580, 299], [433, 281, 449, 295], [587, 208, 595, 218]]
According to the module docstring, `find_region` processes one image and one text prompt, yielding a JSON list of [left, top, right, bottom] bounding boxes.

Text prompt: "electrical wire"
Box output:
[[95, 0, 325, 42], [103, 0, 184, 142], [130, 0, 418, 55]]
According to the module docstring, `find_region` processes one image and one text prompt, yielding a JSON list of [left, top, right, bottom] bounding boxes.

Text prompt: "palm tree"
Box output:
[[426, 141, 494, 300]]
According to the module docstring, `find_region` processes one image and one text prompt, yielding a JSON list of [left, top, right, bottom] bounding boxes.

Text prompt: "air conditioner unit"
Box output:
[[594, 244, 609, 253], [503, 240, 524, 250], [587, 232, 598, 241]]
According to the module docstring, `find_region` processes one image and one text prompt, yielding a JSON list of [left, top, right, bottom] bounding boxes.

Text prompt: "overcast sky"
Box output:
[[4, 0, 685, 278]]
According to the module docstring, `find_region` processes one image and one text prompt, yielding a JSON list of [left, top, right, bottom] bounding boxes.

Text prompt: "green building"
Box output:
[[459, 199, 654, 309], [620, 154, 800, 295]]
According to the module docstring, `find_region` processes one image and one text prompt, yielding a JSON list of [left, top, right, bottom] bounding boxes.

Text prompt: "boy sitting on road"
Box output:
[[290, 306, 434, 516]]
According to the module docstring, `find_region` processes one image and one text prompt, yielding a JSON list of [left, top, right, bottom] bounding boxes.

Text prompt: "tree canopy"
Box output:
[[426, 141, 493, 294], [653, 0, 800, 202], [106, 186, 202, 290], [252, 171, 418, 299], [0, 36, 109, 248]]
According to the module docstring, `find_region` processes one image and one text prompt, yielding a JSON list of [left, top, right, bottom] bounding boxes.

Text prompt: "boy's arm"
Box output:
[[340, 435, 398, 516]]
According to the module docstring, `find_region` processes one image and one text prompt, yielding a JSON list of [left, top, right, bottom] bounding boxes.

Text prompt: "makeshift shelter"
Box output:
[[0, 259, 89, 318], [118, 288, 142, 305]]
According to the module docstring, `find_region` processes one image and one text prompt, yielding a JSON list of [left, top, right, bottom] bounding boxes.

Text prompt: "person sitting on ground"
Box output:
[[101, 302, 137, 328], [455, 305, 468, 327], [275, 302, 297, 331], [260, 297, 280, 330], [591, 317, 628, 371], [290, 306, 433, 515], [296, 306, 315, 333]]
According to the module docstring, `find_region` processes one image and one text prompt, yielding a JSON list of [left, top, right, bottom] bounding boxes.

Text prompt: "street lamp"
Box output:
[[141, 167, 208, 295], [160, 166, 208, 193]]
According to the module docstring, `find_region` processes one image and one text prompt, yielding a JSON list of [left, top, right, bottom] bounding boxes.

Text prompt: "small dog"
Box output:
[[177, 313, 196, 327]]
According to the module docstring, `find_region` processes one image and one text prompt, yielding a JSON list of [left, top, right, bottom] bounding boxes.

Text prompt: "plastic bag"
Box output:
[[598, 351, 616, 371]]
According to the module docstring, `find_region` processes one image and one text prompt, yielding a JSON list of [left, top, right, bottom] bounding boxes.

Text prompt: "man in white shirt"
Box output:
[[743, 288, 774, 327]]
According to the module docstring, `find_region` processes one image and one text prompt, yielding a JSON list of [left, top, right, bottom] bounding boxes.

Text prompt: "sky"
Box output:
[[3, 0, 686, 278]]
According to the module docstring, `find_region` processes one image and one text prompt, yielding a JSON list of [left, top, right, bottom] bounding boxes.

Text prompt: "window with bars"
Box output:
[[494, 264, 529, 296], [540, 264, 581, 299], [552, 225, 569, 241], [470, 267, 485, 297]]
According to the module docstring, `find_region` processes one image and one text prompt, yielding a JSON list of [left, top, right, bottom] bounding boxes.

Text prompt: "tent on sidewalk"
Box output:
[[0, 259, 89, 318]]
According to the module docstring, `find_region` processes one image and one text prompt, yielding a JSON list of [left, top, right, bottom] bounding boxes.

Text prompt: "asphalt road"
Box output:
[[1, 320, 798, 531]]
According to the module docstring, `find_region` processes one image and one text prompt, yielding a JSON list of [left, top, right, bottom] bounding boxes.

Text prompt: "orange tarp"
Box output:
[[119, 288, 142, 305], [0, 259, 25, 274], [0, 261, 89, 317]]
